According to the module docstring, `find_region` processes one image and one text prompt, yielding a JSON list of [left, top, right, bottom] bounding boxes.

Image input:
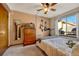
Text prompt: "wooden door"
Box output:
[[23, 28, 36, 45], [0, 4, 8, 55]]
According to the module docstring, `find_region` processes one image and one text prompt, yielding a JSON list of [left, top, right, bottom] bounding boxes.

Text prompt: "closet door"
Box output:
[[0, 4, 8, 55], [24, 28, 36, 45]]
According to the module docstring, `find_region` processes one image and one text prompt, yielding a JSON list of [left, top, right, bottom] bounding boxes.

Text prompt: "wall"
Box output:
[[50, 17, 59, 36], [50, 18, 55, 36], [9, 10, 49, 46], [76, 13, 79, 38]]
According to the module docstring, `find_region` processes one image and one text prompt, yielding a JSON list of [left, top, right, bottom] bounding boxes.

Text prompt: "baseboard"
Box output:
[[9, 43, 23, 47], [0, 47, 8, 56]]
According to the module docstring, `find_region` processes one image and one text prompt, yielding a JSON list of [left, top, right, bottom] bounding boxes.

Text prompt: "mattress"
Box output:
[[37, 36, 78, 56]]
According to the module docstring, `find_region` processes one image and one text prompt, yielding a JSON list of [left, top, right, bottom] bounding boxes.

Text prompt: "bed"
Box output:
[[36, 36, 79, 56]]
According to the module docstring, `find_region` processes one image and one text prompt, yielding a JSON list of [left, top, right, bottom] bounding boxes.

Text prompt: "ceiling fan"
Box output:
[[37, 3, 57, 14]]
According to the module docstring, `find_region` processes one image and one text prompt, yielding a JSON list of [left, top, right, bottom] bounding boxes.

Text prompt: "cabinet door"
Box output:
[[0, 4, 8, 55]]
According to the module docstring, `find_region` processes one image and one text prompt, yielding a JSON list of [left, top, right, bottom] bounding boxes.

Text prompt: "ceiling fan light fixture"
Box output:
[[44, 7, 48, 12], [37, 3, 57, 14]]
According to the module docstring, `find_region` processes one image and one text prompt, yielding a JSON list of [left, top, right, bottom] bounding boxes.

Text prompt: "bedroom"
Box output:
[[0, 3, 79, 56]]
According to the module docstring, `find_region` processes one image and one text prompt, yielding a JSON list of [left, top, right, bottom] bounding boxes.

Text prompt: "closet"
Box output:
[[0, 4, 8, 55]]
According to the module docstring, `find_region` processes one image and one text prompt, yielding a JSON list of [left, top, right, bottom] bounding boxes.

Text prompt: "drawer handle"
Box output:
[[0, 31, 5, 35]]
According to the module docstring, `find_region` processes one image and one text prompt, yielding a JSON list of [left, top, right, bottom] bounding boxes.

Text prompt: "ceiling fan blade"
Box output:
[[51, 9, 56, 11], [41, 3, 45, 5], [41, 3, 45, 7], [37, 9, 43, 11], [51, 3, 57, 6]]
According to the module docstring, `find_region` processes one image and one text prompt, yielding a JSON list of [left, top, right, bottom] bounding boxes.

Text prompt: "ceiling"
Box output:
[[7, 3, 79, 18]]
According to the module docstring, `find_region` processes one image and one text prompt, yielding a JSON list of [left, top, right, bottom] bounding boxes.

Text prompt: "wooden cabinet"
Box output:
[[23, 24, 36, 45], [0, 4, 8, 55]]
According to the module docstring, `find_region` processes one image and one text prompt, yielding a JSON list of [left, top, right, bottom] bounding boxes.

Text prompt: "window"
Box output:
[[58, 15, 77, 37]]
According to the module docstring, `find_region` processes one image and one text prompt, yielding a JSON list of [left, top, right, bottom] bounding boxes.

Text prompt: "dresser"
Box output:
[[23, 23, 36, 45]]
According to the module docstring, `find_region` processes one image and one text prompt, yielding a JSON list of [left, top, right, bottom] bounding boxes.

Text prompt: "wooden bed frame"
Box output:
[[36, 37, 79, 56], [36, 40, 66, 56]]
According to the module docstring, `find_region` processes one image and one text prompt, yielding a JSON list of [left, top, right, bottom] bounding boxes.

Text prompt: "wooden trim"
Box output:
[[0, 4, 8, 13], [0, 47, 8, 56], [9, 43, 23, 47], [2, 3, 10, 12]]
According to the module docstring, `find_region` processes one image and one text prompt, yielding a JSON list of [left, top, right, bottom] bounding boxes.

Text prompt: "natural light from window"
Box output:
[[58, 15, 77, 37]]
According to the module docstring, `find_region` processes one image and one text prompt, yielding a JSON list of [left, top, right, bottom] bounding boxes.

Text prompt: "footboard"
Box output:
[[36, 41, 66, 56]]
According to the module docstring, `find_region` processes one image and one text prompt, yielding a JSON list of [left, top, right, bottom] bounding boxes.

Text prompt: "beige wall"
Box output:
[[50, 17, 58, 36], [50, 18, 55, 36], [9, 10, 49, 46], [76, 13, 79, 38]]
